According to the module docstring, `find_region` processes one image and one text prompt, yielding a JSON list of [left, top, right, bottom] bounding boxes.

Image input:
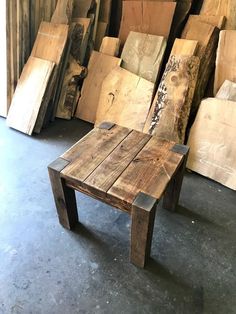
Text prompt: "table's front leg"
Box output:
[[131, 192, 158, 268], [163, 144, 189, 212], [48, 158, 78, 230]]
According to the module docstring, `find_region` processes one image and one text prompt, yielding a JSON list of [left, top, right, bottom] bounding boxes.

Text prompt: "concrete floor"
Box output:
[[0, 117, 235, 314]]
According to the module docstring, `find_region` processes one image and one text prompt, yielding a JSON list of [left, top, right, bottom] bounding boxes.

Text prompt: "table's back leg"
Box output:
[[163, 144, 189, 212], [48, 158, 78, 230], [131, 192, 158, 268]]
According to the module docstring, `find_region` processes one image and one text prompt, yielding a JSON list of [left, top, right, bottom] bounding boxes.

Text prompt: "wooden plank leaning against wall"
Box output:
[[3, 0, 58, 117]]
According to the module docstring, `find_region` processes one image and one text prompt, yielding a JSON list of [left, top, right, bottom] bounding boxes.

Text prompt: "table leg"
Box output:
[[48, 158, 78, 230], [163, 144, 189, 212], [131, 192, 158, 268]]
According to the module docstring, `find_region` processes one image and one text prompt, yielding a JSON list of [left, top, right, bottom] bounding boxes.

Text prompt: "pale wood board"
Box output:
[[187, 98, 236, 190], [188, 14, 226, 29], [200, 0, 236, 29], [75, 51, 121, 123], [121, 32, 167, 83], [119, 1, 176, 46], [216, 80, 236, 101], [95, 66, 154, 132], [51, 0, 73, 24], [7, 57, 55, 135], [99, 37, 120, 56], [170, 38, 198, 56], [144, 55, 199, 143], [214, 30, 236, 96]]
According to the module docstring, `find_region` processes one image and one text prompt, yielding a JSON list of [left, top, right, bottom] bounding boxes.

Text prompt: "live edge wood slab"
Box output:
[[48, 123, 189, 268]]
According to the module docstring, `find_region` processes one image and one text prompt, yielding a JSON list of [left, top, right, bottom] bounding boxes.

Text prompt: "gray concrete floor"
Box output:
[[0, 117, 235, 314]]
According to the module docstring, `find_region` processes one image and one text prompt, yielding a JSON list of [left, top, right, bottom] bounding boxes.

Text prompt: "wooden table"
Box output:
[[48, 123, 189, 268]]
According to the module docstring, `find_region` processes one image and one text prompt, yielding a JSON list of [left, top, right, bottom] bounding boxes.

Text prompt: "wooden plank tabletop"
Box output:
[[61, 125, 184, 211]]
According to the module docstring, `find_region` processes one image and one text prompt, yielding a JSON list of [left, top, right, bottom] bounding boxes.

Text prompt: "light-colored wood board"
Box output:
[[188, 14, 226, 29], [187, 98, 236, 190], [121, 32, 167, 83], [31, 21, 69, 65], [94, 21, 108, 51], [200, 0, 236, 29], [170, 38, 198, 56], [119, 1, 176, 46], [99, 37, 120, 56], [214, 30, 236, 95], [56, 56, 84, 119], [216, 80, 236, 101], [51, 0, 73, 24], [95, 67, 154, 132], [144, 55, 199, 143], [75, 51, 121, 123], [6, 57, 55, 135]]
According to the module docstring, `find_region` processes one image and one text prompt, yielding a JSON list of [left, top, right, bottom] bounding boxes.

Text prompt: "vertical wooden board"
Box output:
[[51, 0, 73, 24], [200, 0, 236, 29], [170, 38, 198, 56], [31, 22, 69, 65], [6, 57, 55, 135], [216, 80, 236, 101], [187, 98, 236, 190], [75, 51, 121, 123], [92, 0, 101, 41], [188, 14, 226, 29], [73, 0, 94, 18], [121, 32, 167, 83], [94, 21, 108, 51], [145, 55, 199, 143], [99, 37, 120, 56], [99, 0, 112, 23], [214, 30, 236, 95], [119, 1, 176, 46], [95, 67, 154, 132]]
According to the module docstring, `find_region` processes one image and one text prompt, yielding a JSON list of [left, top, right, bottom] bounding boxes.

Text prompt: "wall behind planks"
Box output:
[[6, 0, 58, 113]]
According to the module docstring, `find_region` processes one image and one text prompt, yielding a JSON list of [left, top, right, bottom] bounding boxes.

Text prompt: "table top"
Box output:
[[60, 123, 184, 212]]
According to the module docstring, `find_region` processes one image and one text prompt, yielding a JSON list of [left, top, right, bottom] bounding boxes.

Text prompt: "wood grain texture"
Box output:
[[99, 37, 120, 56], [144, 55, 199, 143], [188, 14, 226, 29], [95, 66, 154, 132], [51, 0, 73, 24], [187, 98, 236, 190], [200, 0, 236, 29], [216, 80, 236, 101], [7, 57, 55, 135], [214, 30, 236, 96], [121, 32, 167, 83], [108, 137, 183, 207], [119, 1, 176, 46], [75, 51, 121, 123], [170, 38, 198, 56]]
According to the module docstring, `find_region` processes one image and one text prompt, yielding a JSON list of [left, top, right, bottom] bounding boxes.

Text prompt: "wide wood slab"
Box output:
[[216, 80, 236, 101], [121, 32, 166, 83], [187, 98, 236, 190], [95, 67, 154, 132], [7, 57, 55, 135]]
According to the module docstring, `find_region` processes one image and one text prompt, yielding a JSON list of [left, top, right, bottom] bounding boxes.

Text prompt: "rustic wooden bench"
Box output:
[[48, 122, 189, 268]]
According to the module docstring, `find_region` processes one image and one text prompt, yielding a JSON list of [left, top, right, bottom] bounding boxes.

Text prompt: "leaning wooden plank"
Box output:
[[31, 21, 69, 65], [119, 1, 176, 46], [121, 32, 166, 83], [181, 19, 219, 115], [6, 57, 55, 135], [95, 67, 154, 132], [51, 0, 73, 24], [214, 30, 236, 96], [94, 21, 108, 51], [99, 37, 120, 56], [188, 14, 226, 29], [144, 55, 199, 143], [99, 0, 112, 24], [216, 80, 236, 102], [187, 98, 236, 190], [200, 0, 236, 29], [170, 38, 198, 56], [73, 0, 94, 18], [75, 51, 121, 123], [92, 0, 101, 42], [56, 56, 84, 120]]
